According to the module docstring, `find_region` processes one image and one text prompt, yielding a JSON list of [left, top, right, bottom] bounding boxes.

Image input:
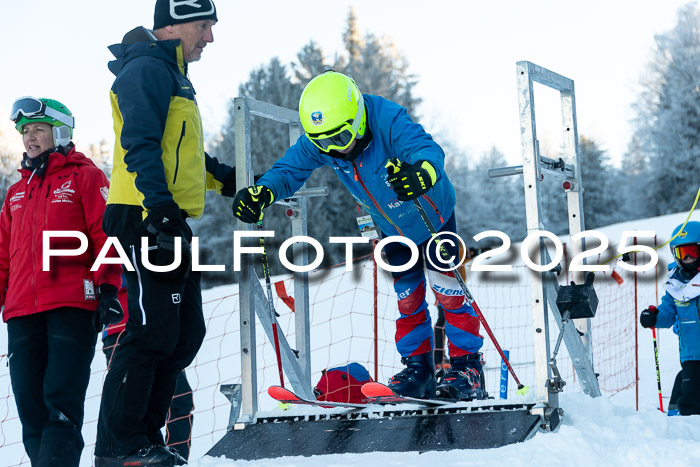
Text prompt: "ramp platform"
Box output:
[[207, 402, 539, 461]]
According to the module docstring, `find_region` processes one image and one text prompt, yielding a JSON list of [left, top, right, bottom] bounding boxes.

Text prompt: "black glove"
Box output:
[[232, 185, 274, 223], [141, 202, 192, 281], [386, 158, 436, 201], [640, 306, 658, 328], [92, 284, 124, 332]]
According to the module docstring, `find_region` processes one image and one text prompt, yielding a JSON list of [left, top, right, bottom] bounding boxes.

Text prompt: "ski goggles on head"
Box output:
[[674, 243, 700, 261], [10, 97, 74, 128], [306, 94, 365, 153], [307, 123, 357, 152]]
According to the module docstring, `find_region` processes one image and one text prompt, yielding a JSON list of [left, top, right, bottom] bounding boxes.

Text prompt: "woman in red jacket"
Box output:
[[0, 97, 124, 467]]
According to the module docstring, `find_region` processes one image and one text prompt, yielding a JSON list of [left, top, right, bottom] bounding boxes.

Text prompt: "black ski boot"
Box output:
[[387, 352, 436, 399], [95, 444, 179, 466], [436, 353, 488, 400], [166, 446, 188, 465]]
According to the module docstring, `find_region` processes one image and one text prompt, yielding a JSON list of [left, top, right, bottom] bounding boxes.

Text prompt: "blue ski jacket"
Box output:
[[655, 265, 700, 362], [257, 95, 456, 244]]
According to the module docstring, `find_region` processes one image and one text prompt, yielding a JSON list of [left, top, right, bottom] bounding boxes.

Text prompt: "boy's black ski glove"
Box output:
[[232, 186, 274, 223], [93, 284, 124, 332], [386, 158, 437, 201]]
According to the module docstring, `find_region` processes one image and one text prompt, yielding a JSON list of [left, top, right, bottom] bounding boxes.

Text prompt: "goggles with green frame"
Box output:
[[10, 97, 75, 128], [306, 94, 364, 153]]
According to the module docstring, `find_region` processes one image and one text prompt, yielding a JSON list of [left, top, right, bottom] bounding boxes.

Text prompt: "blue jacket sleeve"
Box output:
[[256, 135, 327, 201], [387, 104, 446, 179], [655, 292, 678, 329], [114, 57, 173, 209]]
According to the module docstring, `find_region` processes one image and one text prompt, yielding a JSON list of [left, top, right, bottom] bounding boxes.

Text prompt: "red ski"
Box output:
[[360, 382, 453, 406], [267, 385, 369, 409]]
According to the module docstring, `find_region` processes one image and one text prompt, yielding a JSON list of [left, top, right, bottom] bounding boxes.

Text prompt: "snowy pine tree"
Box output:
[[441, 142, 526, 251], [84, 138, 113, 177], [578, 136, 619, 229], [619, 134, 653, 220], [629, 1, 700, 215], [0, 127, 21, 205]]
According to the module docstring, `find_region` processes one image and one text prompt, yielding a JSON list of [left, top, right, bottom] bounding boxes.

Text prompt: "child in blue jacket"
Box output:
[[640, 221, 700, 415], [233, 71, 486, 400]]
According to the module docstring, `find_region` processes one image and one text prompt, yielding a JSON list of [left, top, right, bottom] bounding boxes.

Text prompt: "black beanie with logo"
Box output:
[[153, 0, 218, 29]]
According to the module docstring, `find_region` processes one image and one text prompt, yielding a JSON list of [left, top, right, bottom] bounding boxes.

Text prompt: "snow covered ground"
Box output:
[[196, 392, 700, 467], [1, 211, 699, 466]]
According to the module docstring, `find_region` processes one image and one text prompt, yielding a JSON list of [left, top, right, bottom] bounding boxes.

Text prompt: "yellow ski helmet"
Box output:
[[299, 71, 366, 153]]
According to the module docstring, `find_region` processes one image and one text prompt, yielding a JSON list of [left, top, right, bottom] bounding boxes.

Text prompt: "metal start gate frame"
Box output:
[[490, 61, 602, 430], [233, 97, 327, 422]]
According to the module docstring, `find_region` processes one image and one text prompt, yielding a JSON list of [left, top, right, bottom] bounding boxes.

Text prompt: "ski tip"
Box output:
[[361, 381, 396, 398], [516, 385, 530, 396], [268, 385, 294, 400]]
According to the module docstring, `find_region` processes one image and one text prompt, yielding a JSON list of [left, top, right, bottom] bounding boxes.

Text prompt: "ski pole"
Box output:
[[650, 306, 663, 412], [258, 220, 285, 388], [386, 158, 526, 392]]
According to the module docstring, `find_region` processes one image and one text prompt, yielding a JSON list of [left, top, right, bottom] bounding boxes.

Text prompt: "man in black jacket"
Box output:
[[95, 1, 235, 465]]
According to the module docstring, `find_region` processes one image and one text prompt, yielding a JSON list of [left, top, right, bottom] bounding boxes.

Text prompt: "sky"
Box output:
[[0, 0, 693, 166]]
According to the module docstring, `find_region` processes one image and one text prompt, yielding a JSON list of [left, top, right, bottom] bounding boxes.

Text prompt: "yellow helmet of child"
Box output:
[[299, 71, 366, 153]]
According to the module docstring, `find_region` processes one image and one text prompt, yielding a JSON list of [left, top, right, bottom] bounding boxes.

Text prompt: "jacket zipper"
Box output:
[[19, 185, 33, 230], [31, 180, 42, 311], [352, 161, 403, 236], [173, 121, 186, 184], [105, 370, 129, 454]]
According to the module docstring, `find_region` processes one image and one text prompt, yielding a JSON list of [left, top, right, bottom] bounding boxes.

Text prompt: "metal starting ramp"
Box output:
[[207, 400, 539, 460]]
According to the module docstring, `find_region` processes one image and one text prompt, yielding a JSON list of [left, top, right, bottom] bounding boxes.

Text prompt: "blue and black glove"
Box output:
[[92, 284, 124, 332], [232, 186, 274, 223], [141, 202, 192, 281], [386, 158, 437, 201], [640, 305, 658, 328]]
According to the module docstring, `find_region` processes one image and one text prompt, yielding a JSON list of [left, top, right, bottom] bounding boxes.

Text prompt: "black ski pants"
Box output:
[[668, 369, 683, 413], [677, 360, 700, 416], [102, 333, 194, 460], [95, 205, 205, 457], [165, 372, 194, 460], [7, 307, 97, 467]]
